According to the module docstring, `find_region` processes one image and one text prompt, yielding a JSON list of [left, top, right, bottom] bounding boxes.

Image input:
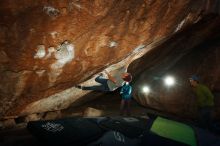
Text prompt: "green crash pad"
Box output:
[[150, 117, 197, 146]]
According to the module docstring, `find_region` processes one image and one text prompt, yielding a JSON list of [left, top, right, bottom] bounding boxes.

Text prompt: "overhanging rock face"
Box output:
[[131, 15, 220, 119], [0, 0, 219, 117]]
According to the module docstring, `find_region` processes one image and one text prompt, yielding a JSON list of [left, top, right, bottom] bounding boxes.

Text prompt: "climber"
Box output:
[[76, 66, 132, 92], [189, 75, 214, 130]]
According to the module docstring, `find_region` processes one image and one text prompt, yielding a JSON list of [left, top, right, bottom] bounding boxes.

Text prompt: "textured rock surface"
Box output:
[[83, 107, 103, 117], [131, 14, 220, 119], [0, 0, 220, 117]]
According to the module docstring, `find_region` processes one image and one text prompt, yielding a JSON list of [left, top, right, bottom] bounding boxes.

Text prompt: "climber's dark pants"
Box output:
[[82, 76, 110, 92]]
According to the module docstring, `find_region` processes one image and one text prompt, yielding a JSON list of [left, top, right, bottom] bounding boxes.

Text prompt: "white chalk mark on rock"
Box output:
[[50, 31, 58, 39], [45, 47, 55, 59], [49, 41, 75, 84], [36, 70, 46, 77], [109, 41, 118, 48], [43, 6, 60, 17], [34, 45, 46, 59]]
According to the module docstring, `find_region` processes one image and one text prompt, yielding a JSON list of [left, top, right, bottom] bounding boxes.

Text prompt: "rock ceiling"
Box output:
[[0, 0, 219, 118]]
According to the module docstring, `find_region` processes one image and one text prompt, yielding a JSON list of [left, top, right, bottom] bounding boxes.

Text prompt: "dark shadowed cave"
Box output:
[[0, 0, 220, 146]]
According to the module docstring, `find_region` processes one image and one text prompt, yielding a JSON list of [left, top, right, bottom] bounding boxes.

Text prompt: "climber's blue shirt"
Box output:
[[120, 82, 132, 100]]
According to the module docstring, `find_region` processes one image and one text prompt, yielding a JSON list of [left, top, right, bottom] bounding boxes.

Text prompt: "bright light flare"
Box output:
[[164, 76, 175, 86], [142, 86, 150, 94]]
